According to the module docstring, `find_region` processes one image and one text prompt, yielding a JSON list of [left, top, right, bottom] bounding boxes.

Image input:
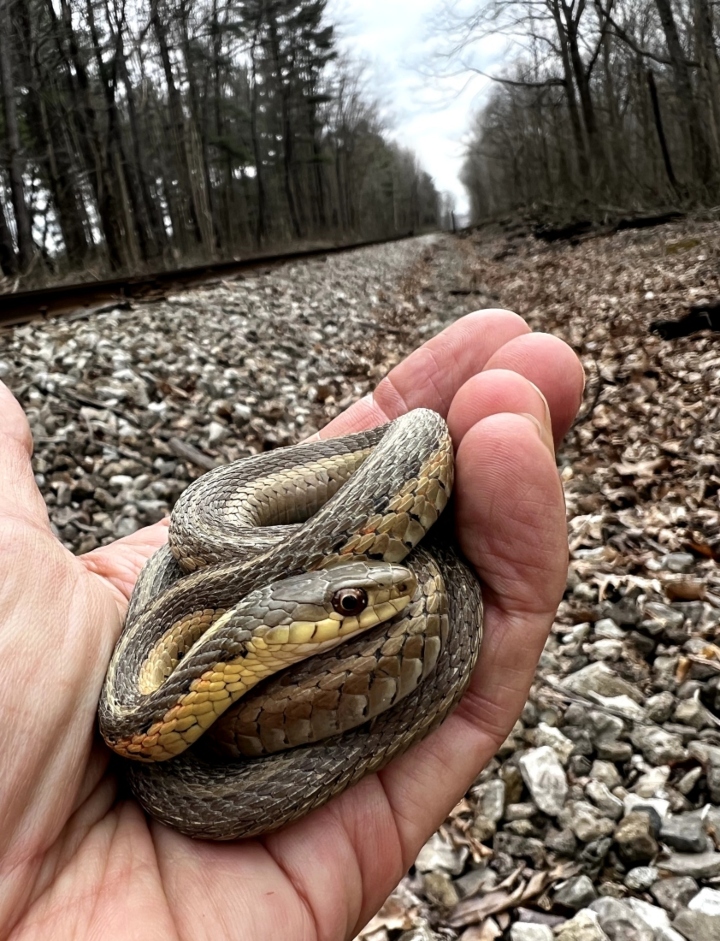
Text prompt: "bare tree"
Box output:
[[0, 0, 441, 285], [448, 0, 719, 219]]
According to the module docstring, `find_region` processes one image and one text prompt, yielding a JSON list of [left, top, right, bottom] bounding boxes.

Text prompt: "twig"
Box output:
[[168, 437, 219, 471], [574, 351, 603, 425]]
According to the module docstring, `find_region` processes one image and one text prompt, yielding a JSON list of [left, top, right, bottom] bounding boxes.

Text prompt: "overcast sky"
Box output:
[[327, 0, 501, 215]]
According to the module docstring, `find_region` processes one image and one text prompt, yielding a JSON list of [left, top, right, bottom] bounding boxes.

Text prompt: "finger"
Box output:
[[448, 369, 555, 456], [318, 309, 531, 437], [483, 332, 585, 444], [454, 413, 567, 614], [0, 382, 50, 525], [376, 411, 567, 849]]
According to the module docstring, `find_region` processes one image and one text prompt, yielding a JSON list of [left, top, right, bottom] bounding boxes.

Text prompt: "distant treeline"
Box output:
[[0, 0, 442, 281], [450, 0, 720, 220]]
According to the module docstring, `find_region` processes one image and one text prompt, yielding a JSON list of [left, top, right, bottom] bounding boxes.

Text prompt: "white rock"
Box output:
[[659, 849, 720, 880], [414, 832, 467, 875], [510, 925, 553, 941], [555, 909, 610, 941], [590, 898, 654, 941], [233, 402, 253, 421], [587, 638, 623, 661], [589, 693, 647, 721], [632, 765, 671, 798], [476, 779, 506, 823], [624, 866, 659, 891], [519, 746, 568, 817], [624, 794, 670, 818], [586, 780, 623, 819], [689, 887, 720, 916], [632, 726, 687, 765], [626, 898, 686, 941], [568, 801, 616, 842], [560, 662, 642, 702], [594, 617, 625, 638], [590, 761, 622, 788], [207, 420, 228, 444], [534, 723, 575, 764], [109, 474, 134, 489]]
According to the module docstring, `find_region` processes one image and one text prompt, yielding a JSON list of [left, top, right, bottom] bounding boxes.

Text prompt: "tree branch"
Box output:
[[594, 1, 699, 67], [460, 61, 566, 87]]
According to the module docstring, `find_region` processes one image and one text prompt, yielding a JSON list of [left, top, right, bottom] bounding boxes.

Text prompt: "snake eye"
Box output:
[[332, 588, 368, 616]]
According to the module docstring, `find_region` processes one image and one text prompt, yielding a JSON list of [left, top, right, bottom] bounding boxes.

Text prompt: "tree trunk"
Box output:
[[266, 12, 303, 239], [14, 1, 88, 266], [103, 0, 167, 260], [37, 84, 89, 266], [85, 0, 140, 266], [0, 195, 18, 276], [561, 0, 606, 188], [307, 95, 327, 231], [46, 0, 128, 269], [211, 0, 233, 247], [548, 0, 590, 183], [694, 0, 720, 187], [178, 0, 219, 250], [646, 69, 680, 198], [112, 24, 167, 258], [150, 0, 204, 249], [0, 0, 34, 270], [600, 25, 623, 198], [654, 0, 712, 193], [249, 20, 269, 245]]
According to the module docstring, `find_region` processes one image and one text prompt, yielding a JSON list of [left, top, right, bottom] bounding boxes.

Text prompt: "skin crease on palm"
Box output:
[[0, 309, 584, 941]]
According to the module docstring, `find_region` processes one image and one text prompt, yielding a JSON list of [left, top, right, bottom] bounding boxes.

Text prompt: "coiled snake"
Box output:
[[99, 408, 483, 840]]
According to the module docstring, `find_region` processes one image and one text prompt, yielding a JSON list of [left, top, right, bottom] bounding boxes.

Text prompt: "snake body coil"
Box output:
[[99, 409, 483, 840]]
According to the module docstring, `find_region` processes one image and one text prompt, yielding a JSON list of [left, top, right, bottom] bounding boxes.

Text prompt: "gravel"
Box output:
[[0, 236, 476, 554], [5, 227, 720, 941]]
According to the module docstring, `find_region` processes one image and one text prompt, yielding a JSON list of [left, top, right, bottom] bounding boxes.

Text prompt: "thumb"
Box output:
[[0, 382, 51, 528]]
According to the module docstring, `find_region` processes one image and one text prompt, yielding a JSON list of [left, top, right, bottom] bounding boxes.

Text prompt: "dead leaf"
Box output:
[[664, 576, 706, 601]]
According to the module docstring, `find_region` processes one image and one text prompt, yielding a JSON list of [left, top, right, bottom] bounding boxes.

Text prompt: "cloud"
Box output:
[[327, 0, 500, 214]]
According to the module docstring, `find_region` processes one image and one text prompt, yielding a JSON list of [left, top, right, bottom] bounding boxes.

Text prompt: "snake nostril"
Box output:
[[332, 588, 368, 616]]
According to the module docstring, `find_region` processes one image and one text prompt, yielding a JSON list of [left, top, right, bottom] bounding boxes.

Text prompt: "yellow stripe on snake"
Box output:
[[99, 409, 483, 840]]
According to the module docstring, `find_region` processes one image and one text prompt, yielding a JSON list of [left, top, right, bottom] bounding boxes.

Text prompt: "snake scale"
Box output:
[[99, 408, 483, 840]]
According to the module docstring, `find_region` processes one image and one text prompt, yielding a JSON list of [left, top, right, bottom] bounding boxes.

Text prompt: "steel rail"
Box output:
[[0, 231, 421, 328]]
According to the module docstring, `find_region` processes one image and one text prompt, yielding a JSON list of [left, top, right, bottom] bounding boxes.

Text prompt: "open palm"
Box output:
[[0, 309, 583, 941]]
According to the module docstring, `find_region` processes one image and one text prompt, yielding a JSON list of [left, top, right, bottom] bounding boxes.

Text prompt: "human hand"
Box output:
[[0, 309, 583, 940]]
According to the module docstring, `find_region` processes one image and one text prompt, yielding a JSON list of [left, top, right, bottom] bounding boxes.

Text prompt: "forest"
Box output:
[[0, 0, 443, 282], [455, 0, 720, 221]]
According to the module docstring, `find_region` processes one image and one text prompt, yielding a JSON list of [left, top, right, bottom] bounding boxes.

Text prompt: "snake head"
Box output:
[[101, 562, 418, 763], [256, 561, 417, 647]]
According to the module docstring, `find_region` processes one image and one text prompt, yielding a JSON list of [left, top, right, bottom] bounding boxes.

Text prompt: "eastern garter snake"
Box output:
[[99, 408, 483, 840]]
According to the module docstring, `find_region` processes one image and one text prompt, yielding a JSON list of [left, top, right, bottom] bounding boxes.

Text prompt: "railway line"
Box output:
[[0, 231, 419, 328]]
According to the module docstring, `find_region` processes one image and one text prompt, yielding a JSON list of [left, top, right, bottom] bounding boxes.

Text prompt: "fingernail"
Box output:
[[527, 381, 551, 424], [520, 413, 543, 435], [520, 412, 555, 456], [526, 383, 555, 450]]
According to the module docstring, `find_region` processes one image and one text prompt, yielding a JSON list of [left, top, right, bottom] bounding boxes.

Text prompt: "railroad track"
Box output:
[[0, 231, 420, 328]]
